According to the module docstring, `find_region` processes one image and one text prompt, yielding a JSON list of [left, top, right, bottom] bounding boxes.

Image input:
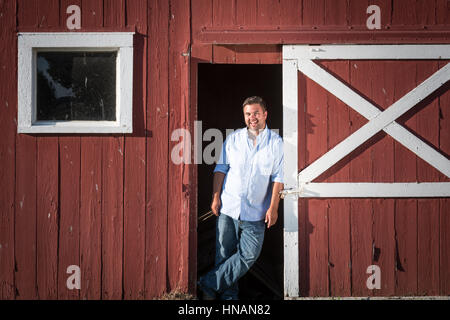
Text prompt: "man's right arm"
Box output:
[[211, 172, 226, 216]]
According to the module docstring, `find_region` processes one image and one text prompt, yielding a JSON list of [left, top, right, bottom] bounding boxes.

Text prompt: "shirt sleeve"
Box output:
[[214, 135, 230, 174], [271, 138, 284, 183]]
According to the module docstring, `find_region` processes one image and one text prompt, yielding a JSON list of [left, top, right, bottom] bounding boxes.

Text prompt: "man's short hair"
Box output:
[[242, 96, 267, 112]]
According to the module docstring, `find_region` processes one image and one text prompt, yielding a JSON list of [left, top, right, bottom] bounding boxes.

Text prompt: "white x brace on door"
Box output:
[[282, 45, 450, 298]]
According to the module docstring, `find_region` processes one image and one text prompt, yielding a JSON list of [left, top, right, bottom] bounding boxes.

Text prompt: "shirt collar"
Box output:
[[246, 125, 269, 146]]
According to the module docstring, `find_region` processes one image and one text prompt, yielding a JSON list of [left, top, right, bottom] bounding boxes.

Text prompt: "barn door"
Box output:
[[282, 45, 450, 298]]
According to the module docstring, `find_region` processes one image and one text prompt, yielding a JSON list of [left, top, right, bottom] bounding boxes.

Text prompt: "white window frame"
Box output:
[[18, 32, 134, 133], [282, 44, 450, 298]]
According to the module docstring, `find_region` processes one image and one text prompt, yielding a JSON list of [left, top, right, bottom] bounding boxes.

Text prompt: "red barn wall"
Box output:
[[0, 0, 449, 299]]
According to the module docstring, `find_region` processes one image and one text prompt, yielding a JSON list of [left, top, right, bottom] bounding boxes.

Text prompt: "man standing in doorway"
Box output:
[[198, 96, 284, 300]]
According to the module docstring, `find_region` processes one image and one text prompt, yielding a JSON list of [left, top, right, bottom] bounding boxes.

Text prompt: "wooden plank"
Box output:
[[18, 0, 38, 28], [213, 45, 236, 63], [167, 0, 191, 293], [236, 0, 257, 27], [80, 137, 102, 299], [322, 61, 351, 297], [0, 0, 16, 300], [37, 0, 60, 28], [36, 137, 59, 299], [370, 61, 395, 297], [212, 0, 235, 26], [349, 61, 373, 297], [103, 0, 125, 28], [415, 0, 436, 26], [15, 135, 37, 299], [235, 45, 281, 64], [36, 0, 60, 300], [394, 62, 418, 296], [436, 0, 449, 25], [285, 45, 450, 61], [302, 0, 325, 26], [145, 0, 169, 298], [102, 0, 125, 300], [190, 45, 213, 295], [304, 62, 328, 296], [347, 0, 368, 27], [81, 0, 103, 28], [298, 182, 450, 198], [439, 60, 450, 295], [198, 29, 450, 45], [15, 0, 37, 301], [279, 0, 302, 26], [416, 61, 440, 296], [58, 137, 81, 300], [391, 0, 435, 26], [123, 0, 147, 300], [394, 199, 418, 295], [324, 0, 347, 26], [282, 59, 298, 297], [256, 0, 280, 26], [392, 0, 417, 26], [191, 0, 213, 43], [370, 0, 392, 28], [101, 136, 124, 300], [57, 0, 82, 301], [79, 0, 103, 301]]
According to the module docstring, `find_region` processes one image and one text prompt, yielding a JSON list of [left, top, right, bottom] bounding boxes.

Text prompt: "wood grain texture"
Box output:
[[123, 0, 147, 300], [416, 61, 440, 295], [439, 60, 450, 295], [349, 61, 373, 297], [167, 0, 191, 293], [101, 0, 125, 300], [394, 62, 419, 296], [15, 0, 38, 300], [0, 0, 17, 300], [35, 0, 60, 300], [323, 61, 351, 297], [36, 137, 59, 299], [145, 0, 169, 298], [58, 137, 81, 300], [304, 69, 329, 296], [370, 62, 395, 296], [79, 0, 103, 300]]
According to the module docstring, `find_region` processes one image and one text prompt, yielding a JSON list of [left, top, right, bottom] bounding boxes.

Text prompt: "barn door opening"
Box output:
[[197, 63, 284, 299]]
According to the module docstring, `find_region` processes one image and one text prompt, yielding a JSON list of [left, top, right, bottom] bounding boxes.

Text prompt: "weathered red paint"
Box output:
[[0, 0, 448, 300]]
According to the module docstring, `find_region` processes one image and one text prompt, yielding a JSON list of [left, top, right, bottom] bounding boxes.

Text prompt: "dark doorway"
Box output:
[[197, 64, 284, 300]]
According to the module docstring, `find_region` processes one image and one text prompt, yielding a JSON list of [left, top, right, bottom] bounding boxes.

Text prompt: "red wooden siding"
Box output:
[[0, 0, 448, 300]]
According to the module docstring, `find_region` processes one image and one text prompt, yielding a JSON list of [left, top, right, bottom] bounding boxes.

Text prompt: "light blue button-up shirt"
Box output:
[[214, 126, 284, 221]]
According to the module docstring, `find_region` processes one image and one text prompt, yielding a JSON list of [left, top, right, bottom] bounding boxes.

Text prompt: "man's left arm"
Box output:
[[265, 138, 284, 229], [265, 182, 283, 228]]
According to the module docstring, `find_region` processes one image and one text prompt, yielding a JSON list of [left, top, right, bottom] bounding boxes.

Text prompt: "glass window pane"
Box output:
[[36, 51, 117, 121]]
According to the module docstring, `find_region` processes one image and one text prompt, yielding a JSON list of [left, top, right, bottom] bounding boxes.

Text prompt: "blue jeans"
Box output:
[[198, 213, 266, 300]]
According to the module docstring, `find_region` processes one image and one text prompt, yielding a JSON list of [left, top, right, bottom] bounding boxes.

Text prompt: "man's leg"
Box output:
[[198, 213, 238, 299], [215, 214, 239, 300], [199, 217, 265, 299]]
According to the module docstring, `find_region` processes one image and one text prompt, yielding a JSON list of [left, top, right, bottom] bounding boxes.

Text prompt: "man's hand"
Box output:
[[265, 206, 278, 229], [211, 196, 221, 216]]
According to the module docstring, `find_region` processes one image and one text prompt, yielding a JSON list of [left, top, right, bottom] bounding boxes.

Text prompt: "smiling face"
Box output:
[[243, 103, 267, 132]]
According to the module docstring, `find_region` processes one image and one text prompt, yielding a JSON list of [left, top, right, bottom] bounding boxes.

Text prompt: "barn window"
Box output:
[[18, 32, 134, 133]]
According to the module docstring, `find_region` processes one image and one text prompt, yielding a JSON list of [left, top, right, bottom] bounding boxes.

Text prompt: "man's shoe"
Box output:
[[197, 281, 216, 300]]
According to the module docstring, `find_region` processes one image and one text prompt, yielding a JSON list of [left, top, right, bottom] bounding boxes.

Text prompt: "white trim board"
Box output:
[[281, 44, 450, 299], [18, 32, 134, 134]]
